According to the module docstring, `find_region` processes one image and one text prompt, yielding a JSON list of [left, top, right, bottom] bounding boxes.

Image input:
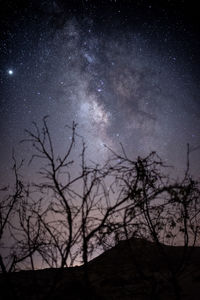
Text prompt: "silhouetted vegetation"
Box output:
[[0, 118, 200, 299]]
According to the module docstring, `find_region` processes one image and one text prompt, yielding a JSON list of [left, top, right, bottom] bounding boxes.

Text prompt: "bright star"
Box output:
[[8, 69, 14, 75]]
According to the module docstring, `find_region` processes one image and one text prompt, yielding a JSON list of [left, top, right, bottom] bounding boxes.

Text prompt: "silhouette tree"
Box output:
[[100, 145, 200, 300], [0, 156, 29, 273], [0, 119, 200, 300]]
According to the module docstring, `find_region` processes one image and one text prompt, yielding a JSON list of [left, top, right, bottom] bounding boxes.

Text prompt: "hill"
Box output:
[[0, 238, 200, 299]]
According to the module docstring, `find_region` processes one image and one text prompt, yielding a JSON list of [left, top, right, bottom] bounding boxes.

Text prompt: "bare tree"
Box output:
[[101, 146, 200, 300], [0, 156, 27, 273], [1, 119, 200, 300]]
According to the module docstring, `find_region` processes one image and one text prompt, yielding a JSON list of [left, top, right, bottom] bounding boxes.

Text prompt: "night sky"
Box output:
[[0, 0, 200, 184]]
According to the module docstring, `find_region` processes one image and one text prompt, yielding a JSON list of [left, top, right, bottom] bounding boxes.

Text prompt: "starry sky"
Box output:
[[0, 0, 200, 184]]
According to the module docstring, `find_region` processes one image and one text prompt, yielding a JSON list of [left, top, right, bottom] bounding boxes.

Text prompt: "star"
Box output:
[[8, 69, 14, 75], [0, 0, 199, 184]]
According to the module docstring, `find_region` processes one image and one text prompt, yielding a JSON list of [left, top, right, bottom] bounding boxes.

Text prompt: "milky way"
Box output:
[[1, 1, 200, 184]]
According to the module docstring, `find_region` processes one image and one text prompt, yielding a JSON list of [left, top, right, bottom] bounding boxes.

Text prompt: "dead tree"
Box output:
[[1, 118, 200, 300], [0, 156, 27, 273], [102, 146, 200, 300]]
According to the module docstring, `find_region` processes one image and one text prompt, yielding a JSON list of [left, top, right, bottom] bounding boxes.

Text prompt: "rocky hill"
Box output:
[[1, 238, 200, 299]]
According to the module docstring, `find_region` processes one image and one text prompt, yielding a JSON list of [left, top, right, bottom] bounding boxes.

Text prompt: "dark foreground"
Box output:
[[1, 238, 200, 300]]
